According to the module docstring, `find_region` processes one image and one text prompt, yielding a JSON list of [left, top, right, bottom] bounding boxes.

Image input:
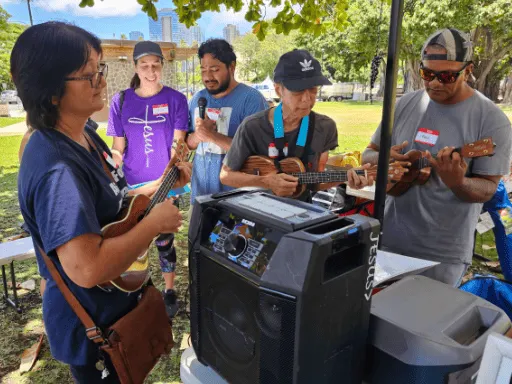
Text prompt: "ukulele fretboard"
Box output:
[[291, 170, 366, 184]]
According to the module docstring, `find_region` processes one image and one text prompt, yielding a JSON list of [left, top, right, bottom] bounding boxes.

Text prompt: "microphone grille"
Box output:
[[198, 97, 207, 107]]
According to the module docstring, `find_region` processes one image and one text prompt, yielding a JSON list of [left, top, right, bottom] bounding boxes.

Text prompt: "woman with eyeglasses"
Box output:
[[107, 41, 189, 319], [12, 22, 190, 383], [362, 28, 511, 287]]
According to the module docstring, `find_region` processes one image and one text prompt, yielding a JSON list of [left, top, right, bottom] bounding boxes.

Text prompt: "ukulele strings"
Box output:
[[145, 144, 190, 215], [145, 167, 180, 216], [291, 169, 366, 184]]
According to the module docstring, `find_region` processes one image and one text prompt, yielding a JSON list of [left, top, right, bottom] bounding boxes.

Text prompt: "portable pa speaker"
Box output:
[[188, 188, 379, 384]]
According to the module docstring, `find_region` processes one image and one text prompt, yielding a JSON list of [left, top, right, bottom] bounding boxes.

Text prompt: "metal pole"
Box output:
[[192, 55, 195, 93], [175, 61, 178, 90], [27, 0, 34, 26], [186, 58, 189, 99], [373, 0, 404, 243]]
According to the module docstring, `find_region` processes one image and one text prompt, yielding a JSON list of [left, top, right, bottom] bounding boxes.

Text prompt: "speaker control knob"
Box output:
[[224, 233, 247, 257]]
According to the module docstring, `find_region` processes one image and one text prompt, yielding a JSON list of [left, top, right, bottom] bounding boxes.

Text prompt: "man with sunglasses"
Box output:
[[363, 28, 512, 286]]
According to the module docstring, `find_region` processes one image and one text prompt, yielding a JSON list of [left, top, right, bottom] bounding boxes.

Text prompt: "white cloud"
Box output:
[[33, 0, 143, 18]]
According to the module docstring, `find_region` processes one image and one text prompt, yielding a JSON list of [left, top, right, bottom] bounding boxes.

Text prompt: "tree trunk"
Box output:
[[504, 73, 512, 104], [475, 44, 511, 93], [376, 58, 387, 97], [404, 59, 422, 92], [484, 80, 501, 102]]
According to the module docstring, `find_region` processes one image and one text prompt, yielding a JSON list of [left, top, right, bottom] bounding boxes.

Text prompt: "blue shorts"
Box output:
[[128, 182, 191, 198]]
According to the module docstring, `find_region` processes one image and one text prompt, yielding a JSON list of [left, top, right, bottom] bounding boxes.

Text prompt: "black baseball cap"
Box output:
[[273, 49, 331, 91], [421, 28, 473, 62], [133, 41, 164, 61]]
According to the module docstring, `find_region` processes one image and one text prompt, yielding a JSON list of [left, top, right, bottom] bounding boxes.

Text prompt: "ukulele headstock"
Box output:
[[366, 162, 408, 182], [460, 137, 495, 158], [171, 139, 190, 164]]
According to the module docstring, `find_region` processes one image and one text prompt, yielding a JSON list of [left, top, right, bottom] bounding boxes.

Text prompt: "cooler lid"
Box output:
[[369, 275, 510, 366]]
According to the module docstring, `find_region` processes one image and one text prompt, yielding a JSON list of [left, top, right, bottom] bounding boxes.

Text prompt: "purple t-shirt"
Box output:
[[107, 86, 188, 185]]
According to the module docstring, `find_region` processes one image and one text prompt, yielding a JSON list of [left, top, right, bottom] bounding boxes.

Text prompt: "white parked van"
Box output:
[[319, 83, 355, 101], [251, 76, 280, 102]]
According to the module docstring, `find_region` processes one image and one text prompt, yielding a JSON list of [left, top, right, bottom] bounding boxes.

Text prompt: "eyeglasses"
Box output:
[[65, 64, 108, 88], [419, 62, 469, 84]]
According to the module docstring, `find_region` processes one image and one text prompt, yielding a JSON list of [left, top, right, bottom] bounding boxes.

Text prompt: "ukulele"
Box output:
[[386, 137, 495, 197], [240, 155, 407, 199], [99, 139, 189, 293]]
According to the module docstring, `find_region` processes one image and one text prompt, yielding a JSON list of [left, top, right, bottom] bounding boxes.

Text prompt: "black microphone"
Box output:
[[198, 97, 207, 119]]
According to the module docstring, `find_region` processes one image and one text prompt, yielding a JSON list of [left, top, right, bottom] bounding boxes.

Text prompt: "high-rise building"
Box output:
[[148, 8, 180, 42], [175, 24, 204, 46], [222, 24, 240, 44], [190, 25, 205, 46], [148, 8, 204, 44], [129, 31, 144, 41], [162, 15, 173, 42]]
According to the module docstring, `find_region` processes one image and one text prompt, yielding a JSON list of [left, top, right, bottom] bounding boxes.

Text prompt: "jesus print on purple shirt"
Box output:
[[107, 86, 189, 185]]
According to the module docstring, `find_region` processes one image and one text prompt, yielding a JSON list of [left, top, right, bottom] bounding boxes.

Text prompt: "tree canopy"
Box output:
[[296, 0, 512, 99], [233, 30, 298, 82], [75, 0, 511, 99], [0, 6, 26, 90], [79, 0, 351, 40]]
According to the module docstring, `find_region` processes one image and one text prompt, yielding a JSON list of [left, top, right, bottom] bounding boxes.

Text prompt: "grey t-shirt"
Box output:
[[371, 90, 512, 264], [223, 108, 338, 199]]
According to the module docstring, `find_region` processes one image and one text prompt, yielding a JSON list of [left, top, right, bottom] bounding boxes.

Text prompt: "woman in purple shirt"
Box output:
[[107, 41, 189, 318]]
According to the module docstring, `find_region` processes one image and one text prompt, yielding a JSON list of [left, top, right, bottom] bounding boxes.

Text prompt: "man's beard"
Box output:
[[206, 77, 230, 95]]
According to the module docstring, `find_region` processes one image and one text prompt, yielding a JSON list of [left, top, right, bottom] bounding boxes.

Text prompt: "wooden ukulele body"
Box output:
[[386, 138, 495, 197], [96, 138, 189, 293], [386, 150, 431, 196], [100, 194, 152, 292], [240, 156, 307, 198]]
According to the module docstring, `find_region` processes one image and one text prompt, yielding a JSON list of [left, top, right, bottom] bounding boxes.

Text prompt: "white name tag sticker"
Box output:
[[414, 128, 439, 147], [476, 211, 495, 234], [153, 104, 169, 115], [206, 108, 221, 121]]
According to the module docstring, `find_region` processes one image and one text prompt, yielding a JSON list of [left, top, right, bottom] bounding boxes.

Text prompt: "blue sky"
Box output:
[[3, 0, 255, 41]]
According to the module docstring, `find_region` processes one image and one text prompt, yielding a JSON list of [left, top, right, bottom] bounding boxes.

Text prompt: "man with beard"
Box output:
[[187, 39, 268, 204], [362, 28, 512, 286]]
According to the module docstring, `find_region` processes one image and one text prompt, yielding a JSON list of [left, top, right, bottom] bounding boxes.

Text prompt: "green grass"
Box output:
[[0, 101, 509, 382], [0, 117, 25, 129], [314, 101, 383, 153], [500, 105, 512, 122]]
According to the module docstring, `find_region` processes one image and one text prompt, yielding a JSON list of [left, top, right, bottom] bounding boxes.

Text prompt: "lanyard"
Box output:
[[273, 103, 309, 157]]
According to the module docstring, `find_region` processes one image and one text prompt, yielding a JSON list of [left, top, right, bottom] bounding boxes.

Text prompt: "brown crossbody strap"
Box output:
[[37, 242, 107, 345], [84, 132, 116, 184], [34, 133, 117, 345]]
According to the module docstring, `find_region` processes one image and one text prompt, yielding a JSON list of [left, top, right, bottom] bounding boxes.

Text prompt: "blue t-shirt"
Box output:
[[188, 83, 268, 203], [18, 126, 138, 366]]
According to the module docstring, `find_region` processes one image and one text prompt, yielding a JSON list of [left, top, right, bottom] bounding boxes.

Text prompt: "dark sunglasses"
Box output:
[[419, 62, 470, 84]]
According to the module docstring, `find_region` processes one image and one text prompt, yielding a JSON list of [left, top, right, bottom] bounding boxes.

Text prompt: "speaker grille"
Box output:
[[258, 291, 296, 384], [207, 288, 256, 364], [199, 256, 260, 383]]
